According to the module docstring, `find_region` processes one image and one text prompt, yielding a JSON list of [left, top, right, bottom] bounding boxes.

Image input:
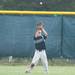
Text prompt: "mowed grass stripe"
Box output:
[[0, 66, 75, 75]]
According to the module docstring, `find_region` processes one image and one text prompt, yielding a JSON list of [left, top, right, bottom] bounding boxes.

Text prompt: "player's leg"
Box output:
[[41, 50, 48, 74], [31, 50, 40, 68], [26, 50, 40, 73]]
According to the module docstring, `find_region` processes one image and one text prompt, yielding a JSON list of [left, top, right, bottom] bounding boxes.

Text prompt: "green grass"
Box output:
[[0, 65, 75, 75]]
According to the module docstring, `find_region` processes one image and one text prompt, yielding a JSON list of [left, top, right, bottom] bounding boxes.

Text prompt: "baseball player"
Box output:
[[26, 22, 48, 74]]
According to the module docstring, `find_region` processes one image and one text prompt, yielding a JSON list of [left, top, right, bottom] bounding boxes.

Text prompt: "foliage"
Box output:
[[0, 0, 75, 11]]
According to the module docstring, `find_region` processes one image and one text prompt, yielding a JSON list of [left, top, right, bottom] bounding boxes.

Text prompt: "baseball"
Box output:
[[40, 2, 43, 5]]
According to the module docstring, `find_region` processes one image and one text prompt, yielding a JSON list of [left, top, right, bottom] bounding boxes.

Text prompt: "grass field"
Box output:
[[0, 65, 75, 75]]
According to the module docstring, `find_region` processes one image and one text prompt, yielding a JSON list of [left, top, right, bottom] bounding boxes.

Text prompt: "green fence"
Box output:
[[0, 15, 75, 58]]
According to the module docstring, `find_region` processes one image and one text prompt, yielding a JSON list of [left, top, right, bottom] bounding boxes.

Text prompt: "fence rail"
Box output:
[[0, 10, 75, 15]]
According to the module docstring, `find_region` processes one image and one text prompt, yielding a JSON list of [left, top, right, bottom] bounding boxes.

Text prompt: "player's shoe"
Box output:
[[25, 69, 31, 73], [25, 71, 30, 73]]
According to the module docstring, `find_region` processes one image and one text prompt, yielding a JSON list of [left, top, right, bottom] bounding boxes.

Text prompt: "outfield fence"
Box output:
[[0, 11, 75, 58]]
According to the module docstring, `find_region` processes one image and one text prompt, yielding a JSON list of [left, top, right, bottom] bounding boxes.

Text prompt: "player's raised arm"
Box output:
[[42, 28, 48, 37]]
